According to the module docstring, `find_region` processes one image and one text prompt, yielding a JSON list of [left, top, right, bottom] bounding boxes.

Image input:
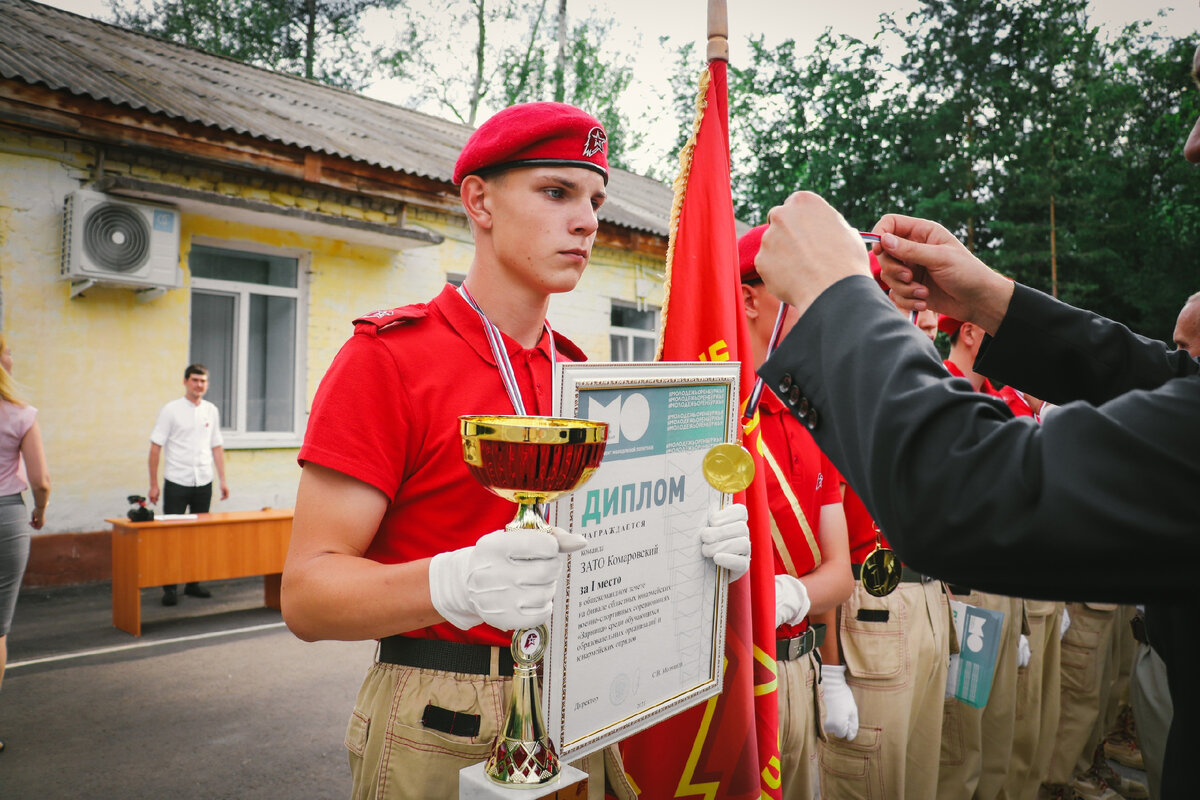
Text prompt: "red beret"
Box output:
[[738, 224, 767, 281], [938, 314, 963, 336], [453, 102, 609, 185]]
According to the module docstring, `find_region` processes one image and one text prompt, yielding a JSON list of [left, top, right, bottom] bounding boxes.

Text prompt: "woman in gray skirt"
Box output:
[[0, 333, 50, 753]]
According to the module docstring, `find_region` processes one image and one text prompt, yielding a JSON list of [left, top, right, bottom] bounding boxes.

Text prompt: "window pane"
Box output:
[[611, 304, 657, 331], [190, 291, 236, 428], [247, 294, 297, 432], [633, 336, 656, 362], [610, 334, 630, 361], [191, 245, 298, 288]]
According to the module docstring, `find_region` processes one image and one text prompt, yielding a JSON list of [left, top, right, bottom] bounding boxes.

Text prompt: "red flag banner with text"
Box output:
[[617, 58, 782, 800]]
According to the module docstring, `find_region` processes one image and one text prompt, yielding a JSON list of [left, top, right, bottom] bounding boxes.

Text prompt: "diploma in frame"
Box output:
[[544, 361, 741, 762]]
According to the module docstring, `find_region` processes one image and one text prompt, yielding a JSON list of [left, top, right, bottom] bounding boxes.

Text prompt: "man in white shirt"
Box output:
[[148, 363, 229, 606]]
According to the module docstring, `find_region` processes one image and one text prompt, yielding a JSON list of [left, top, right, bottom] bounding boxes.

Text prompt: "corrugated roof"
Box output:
[[0, 0, 674, 236]]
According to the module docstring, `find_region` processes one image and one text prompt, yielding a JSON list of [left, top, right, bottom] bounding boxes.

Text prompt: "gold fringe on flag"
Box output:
[[654, 65, 712, 361]]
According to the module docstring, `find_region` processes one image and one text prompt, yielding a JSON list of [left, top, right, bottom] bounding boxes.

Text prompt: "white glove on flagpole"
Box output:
[[1017, 633, 1032, 668], [428, 527, 586, 631], [1060, 608, 1071, 640], [775, 574, 811, 628], [821, 665, 859, 740], [700, 503, 751, 581]]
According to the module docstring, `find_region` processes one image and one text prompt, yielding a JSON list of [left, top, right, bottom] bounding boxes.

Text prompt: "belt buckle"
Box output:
[[796, 628, 815, 659]]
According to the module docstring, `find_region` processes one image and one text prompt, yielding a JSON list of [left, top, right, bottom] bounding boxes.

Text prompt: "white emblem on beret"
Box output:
[[583, 126, 607, 157]]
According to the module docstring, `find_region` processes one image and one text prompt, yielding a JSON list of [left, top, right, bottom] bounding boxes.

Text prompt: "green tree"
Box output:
[[375, 0, 642, 168], [698, 0, 1200, 337], [107, 0, 394, 89], [1065, 30, 1200, 337], [723, 32, 917, 229], [499, 17, 642, 168]]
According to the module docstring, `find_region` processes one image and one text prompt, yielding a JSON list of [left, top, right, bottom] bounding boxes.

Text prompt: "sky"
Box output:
[[32, 0, 1200, 174]]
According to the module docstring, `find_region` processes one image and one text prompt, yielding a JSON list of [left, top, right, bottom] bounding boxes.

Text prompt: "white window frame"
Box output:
[[189, 237, 309, 449], [610, 300, 660, 362]]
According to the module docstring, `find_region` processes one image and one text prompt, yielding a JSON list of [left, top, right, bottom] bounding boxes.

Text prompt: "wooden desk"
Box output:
[[106, 509, 293, 636]]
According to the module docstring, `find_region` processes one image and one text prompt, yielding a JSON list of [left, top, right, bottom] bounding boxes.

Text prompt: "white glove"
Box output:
[[1060, 608, 1071, 640], [775, 574, 811, 628], [821, 665, 859, 740], [428, 527, 586, 631], [1017, 633, 1031, 668], [700, 503, 751, 581]]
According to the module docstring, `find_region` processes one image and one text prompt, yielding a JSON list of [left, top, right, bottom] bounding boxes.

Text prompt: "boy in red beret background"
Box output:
[[281, 103, 751, 800]]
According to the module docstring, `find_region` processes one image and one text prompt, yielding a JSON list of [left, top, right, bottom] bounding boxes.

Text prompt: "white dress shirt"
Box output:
[[150, 396, 223, 487]]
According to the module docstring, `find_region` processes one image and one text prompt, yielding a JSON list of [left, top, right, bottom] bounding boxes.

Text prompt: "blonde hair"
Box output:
[[0, 333, 26, 406]]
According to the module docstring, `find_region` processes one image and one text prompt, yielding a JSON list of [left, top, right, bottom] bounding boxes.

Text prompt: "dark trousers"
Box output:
[[162, 480, 213, 593], [163, 480, 212, 514]]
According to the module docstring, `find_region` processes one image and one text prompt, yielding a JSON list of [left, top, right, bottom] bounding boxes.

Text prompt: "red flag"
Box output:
[[617, 58, 782, 800]]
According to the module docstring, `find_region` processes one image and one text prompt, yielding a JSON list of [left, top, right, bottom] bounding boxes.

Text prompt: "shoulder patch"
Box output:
[[354, 304, 429, 336]]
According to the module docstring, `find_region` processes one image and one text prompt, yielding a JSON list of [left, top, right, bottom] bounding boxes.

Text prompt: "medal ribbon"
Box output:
[[457, 284, 556, 415]]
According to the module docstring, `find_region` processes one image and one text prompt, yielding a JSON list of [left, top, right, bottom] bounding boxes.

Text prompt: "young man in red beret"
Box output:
[[281, 103, 750, 800], [740, 225, 856, 799]]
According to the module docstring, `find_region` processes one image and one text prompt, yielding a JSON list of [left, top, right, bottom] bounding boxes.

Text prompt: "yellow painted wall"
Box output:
[[0, 126, 666, 538]]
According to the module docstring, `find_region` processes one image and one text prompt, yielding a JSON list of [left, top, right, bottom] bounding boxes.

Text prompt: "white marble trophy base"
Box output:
[[459, 761, 586, 799]]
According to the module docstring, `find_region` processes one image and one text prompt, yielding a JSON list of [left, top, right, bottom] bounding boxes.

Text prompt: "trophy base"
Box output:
[[461, 761, 584, 798], [484, 737, 560, 786]]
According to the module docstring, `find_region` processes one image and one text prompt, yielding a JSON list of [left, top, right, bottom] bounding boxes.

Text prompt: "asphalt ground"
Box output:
[[1, 578, 375, 799], [0, 580, 1150, 800]]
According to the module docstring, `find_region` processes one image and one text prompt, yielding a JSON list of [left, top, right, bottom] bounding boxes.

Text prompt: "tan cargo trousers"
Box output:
[[819, 580, 951, 800], [778, 651, 824, 800], [998, 600, 1064, 800], [346, 660, 616, 800], [937, 591, 1023, 800], [1044, 602, 1119, 787]]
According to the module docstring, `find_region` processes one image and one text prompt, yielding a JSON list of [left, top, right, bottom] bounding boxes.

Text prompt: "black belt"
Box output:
[[947, 585, 973, 596], [851, 562, 928, 584], [378, 635, 514, 677], [777, 623, 826, 661]]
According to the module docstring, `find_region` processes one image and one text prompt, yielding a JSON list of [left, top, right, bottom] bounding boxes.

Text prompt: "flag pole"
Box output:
[[707, 0, 728, 62]]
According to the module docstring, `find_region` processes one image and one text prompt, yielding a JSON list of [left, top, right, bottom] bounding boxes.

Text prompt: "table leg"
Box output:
[[111, 531, 142, 636]]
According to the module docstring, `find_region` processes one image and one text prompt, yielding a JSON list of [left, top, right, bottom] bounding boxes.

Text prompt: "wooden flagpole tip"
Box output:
[[707, 0, 729, 62], [707, 36, 729, 62]]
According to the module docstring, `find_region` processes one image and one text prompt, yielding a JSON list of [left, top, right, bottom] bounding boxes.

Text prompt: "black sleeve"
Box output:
[[758, 276, 1200, 603], [975, 283, 1200, 406]]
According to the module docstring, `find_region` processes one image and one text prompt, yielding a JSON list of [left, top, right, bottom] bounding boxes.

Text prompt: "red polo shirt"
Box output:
[[299, 284, 586, 646], [844, 485, 887, 564], [944, 360, 1034, 418], [757, 389, 843, 638], [996, 384, 1036, 418]]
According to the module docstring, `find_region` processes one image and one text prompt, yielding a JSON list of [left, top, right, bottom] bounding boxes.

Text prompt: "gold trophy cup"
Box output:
[[459, 414, 608, 786]]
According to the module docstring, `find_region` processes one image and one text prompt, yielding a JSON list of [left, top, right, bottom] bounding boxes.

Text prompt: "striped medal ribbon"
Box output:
[[456, 283, 556, 415]]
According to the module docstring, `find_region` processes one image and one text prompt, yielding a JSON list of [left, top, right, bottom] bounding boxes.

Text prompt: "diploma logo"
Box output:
[[587, 392, 650, 445]]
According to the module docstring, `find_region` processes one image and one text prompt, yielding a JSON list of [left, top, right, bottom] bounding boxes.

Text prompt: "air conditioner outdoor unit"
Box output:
[[61, 189, 182, 295]]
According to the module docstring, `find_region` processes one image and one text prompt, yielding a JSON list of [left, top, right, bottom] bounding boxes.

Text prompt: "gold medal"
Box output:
[[860, 524, 901, 597], [702, 443, 755, 493]]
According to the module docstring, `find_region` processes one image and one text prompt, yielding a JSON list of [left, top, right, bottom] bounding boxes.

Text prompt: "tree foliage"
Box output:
[[374, 0, 641, 168], [701, 0, 1200, 341], [107, 0, 395, 89]]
